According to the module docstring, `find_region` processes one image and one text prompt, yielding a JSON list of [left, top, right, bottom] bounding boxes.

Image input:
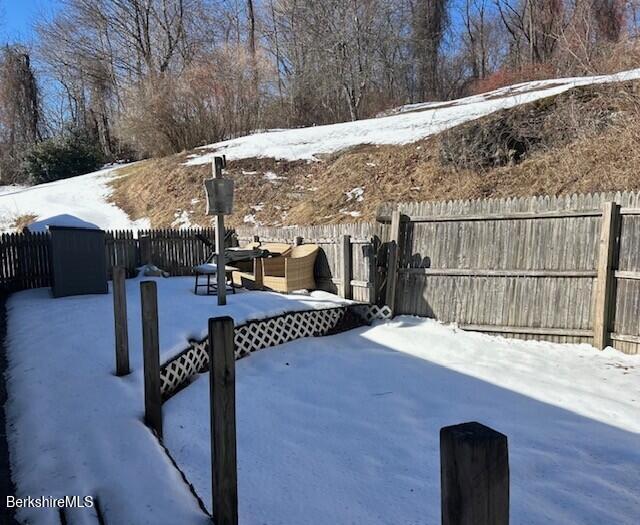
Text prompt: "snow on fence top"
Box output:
[[186, 68, 640, 165]]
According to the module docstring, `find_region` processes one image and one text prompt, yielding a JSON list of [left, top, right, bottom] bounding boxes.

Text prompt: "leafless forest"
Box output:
[[0, 0, 639, 184]]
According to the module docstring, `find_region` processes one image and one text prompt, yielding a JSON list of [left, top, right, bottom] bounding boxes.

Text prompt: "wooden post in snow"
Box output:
[[112, 266, 130, 376], [141, 280, 162, 438], [209, 316, 238, 525], [440, 422, 509, 525]]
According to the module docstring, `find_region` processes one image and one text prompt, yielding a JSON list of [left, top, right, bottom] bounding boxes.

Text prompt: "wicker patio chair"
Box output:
[[261, 244, 319, 293], [231, 242, 293, 290]]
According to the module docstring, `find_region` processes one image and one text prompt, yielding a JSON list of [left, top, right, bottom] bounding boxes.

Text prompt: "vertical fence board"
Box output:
[[593, 203, 620, 349]]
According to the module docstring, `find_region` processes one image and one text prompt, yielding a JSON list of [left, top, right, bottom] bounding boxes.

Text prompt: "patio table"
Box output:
[[193, 262, 237, 296]]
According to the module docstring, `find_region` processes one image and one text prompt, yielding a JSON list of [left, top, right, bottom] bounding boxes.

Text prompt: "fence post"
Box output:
[[366, 237, 377, 304], [440, 422, 509, 525], [341, 234, 352, 299], [209, 316, 238, 525], [112, 266, 130, 376], [385, 210, 401, 315], [141, 281, 162, 438], [593, 202, 621, 350]]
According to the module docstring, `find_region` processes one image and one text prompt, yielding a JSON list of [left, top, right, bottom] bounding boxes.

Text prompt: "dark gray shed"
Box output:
[[48, 225, 108, 298]]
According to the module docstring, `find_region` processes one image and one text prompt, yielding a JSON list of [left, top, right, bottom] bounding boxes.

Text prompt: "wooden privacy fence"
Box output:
[[0, 227, 218, 293], [3, 191, 640, 354], [235, 223, 379, 303], [378, 191, 640, 355], [136, 228, 217, 276], [0, 231, 50, 291]]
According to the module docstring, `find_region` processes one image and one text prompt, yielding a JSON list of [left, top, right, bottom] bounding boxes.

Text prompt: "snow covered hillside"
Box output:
[[1, 68, 640, 233], [0, 166, 148, 233], [187, 69, 640, 164]]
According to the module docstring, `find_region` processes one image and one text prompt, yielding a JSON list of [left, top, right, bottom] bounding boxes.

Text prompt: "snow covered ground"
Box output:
[[0, 166, 147, 234], [4, 274, 639, 523], [164, 317, 640, 525], [4, 276, 350, 524], [187, 68, 640, 165]]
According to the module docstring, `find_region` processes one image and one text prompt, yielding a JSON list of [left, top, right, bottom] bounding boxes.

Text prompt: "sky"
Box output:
[[1, 0, 61, 41]]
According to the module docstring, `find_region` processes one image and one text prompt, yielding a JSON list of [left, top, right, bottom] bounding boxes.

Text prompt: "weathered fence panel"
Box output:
[[235, 223, 381, 303], [378, 191, 640, 354], [2, 190, 639, 354], [136, 228, 217, 276], [611, 209, 640, 354], [0, 232, 51, 292], [105, 230, 138, 278], [0, 227, 220, 293]]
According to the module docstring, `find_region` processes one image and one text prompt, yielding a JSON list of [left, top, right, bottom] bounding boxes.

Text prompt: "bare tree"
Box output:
[[593, 0, 625, 41], [0, 46, 41, 182], [495, 0, 564, 67], [414, 0, 449, 100]]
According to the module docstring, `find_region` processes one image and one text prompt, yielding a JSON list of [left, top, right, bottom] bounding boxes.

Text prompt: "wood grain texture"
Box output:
[[441, 422, 509, 525], [112, 266, 130, 376], [208, 316, 238, 525], [141, 281, 162, 437], [381, 193, 639, 351], [593, 203, 620, 349]]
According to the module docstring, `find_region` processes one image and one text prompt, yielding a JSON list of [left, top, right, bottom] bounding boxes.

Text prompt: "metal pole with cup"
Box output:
[[204, 155, 234, 306]]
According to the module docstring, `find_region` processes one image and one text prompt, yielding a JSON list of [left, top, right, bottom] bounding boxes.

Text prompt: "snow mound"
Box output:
[[186, 68, 640, 164]]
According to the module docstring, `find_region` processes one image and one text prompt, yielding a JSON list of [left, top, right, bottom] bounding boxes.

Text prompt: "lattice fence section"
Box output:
[[235, 308, 346, 359], [160, 342, 209, 398], [159, 304, 391, 399], [352, 304, 393, 323]]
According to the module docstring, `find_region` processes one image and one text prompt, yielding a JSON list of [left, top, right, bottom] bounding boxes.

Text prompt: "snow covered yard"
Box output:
[[164, 317, 640, 525], [3, 273, 639, 524], [3, 276, 350, 524]]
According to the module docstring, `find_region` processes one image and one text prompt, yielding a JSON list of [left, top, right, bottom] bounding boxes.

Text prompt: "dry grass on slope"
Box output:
[[10, 214, 37, 232], [110, 83, 640, 228]]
